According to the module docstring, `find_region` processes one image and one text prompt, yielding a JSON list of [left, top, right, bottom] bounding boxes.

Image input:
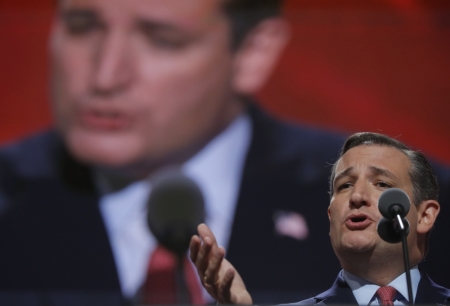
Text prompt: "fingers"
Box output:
[[197, 223, 218, 246], [194, 224, 218, 272], [217, 268, 235, 303], [189, 235, 201, 263], [203, 246, 225, 286], [190, 224, 214, 265]]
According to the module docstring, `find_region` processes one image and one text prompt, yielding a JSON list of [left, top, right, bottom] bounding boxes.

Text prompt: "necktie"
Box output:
[[376, 286, 397, 306], [141, 245, 204, 305]]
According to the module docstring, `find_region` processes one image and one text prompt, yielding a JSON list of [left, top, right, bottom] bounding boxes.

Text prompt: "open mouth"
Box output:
[[350, 216, 367, 223], [346, 214, 371, 230]]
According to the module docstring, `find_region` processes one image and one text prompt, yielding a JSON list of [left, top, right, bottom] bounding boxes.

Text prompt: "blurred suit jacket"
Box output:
[[0, 105, 343, 304], [290, 270, 450, 305]]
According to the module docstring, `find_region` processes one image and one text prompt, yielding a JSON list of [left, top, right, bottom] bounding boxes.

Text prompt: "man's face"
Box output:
[[328, 145, 421, 262], [50, 0, 244, 171]]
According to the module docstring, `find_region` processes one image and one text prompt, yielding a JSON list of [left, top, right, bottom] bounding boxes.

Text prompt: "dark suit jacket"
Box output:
[[291, 270, 450, 305], [0, 105, 345, 304]]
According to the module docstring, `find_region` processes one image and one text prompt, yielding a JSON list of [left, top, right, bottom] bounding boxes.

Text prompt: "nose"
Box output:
[[91, 28, 133, 95], [349, 181, 372, 208]]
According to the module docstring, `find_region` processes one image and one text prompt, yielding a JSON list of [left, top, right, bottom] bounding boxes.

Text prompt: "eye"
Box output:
[[375, 181, 392, 189], [337, 182, 353, 191], [138, 22, 194, 51], [62, 10, 102, 36]]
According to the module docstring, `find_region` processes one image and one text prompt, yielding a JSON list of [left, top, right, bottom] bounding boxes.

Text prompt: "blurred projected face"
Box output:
[[50, 0, 244, 172]]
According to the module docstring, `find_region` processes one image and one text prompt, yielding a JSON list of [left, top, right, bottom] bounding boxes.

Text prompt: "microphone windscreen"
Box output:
[[147, 169, 205, 256], [378, 188, 410, 219], [377, 217, 410, 243]]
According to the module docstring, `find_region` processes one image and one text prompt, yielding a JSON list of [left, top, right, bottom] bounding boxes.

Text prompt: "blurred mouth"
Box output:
[[78, 109, 132, 131], [345, 214, 372, 230]]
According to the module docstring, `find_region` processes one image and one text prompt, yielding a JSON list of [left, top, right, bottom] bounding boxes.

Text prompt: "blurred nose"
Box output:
[[349, 181, 372, 208], [92, 29, 132, 95]]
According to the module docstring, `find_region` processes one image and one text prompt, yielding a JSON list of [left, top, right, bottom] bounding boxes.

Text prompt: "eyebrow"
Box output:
[[333, 167, 354, 185], [333, 165, 399, 185], [368, 166, 399, 181], [60, 8, 99, 21]]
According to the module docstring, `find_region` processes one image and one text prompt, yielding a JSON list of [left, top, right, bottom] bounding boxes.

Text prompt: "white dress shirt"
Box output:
[[95, 113, 252, 299], [343, 266, 421, 305]]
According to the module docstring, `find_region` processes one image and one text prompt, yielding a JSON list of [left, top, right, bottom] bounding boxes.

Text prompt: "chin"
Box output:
[[64, 129, 149, 169], [341, 235, 377, 253]]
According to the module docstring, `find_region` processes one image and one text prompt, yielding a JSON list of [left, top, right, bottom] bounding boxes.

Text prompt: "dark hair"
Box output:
[[222, 0, 283, 49], [329, 132, 439, 255]]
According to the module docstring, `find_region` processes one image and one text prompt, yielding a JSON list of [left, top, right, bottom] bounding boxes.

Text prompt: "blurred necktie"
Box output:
[[141, 245, 204, 305]]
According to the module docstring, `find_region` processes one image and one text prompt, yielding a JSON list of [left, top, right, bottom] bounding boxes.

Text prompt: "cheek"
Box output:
[[135, 22, 233, 110], [328, 202, 340, 224], [50, 23, 97, 98], [405, 209, 419, 233], [56, 41, 93, 96], [50, 34, 97, 127], [135, 50, 233, 123], [328, 207, 338, 235]]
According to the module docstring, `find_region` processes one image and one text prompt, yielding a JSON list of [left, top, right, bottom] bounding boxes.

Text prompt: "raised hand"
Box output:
[[189, 223, 252, 305]]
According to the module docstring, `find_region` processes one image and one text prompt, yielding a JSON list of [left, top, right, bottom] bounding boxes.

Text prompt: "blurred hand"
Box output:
[[189, 223, 252, 305]]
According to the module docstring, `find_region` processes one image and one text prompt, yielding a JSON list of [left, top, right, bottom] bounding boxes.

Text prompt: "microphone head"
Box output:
[[147, 169, 205, 256], [378, 188, 410, 219], [377, 217, 410, 243]]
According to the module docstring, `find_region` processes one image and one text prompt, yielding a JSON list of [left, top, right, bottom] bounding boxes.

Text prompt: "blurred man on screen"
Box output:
[[0, 0, 346, 304]]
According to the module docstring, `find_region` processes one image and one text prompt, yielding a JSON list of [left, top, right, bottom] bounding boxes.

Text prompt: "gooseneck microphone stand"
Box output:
[[377, 188, 414, 304], [396, 214, 413, 304]]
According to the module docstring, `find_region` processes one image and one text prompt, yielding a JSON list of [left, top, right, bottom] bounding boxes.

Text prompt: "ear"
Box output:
[[416, 200, 440, 234], [231, 18, 290, 95], [327, 206, 332, 222]]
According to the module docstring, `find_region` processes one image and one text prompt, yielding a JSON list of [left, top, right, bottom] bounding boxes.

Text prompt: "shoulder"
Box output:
[[0, 129, 94, 193], [0, 130, 63, 179], [423, 273, 450, 297], [246, 104, 346, 186], [415, 272, 450, 303], [248, 103, 346, 163], [0, 130, 64, 209]]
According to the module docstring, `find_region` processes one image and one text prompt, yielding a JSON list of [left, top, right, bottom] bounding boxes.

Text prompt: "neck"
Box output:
[[338, 248, 422, 286]]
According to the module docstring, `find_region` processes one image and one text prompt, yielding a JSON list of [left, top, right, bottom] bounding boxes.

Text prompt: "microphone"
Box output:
[[377, 188, 411, 244], [376, 188, 414, 303], [377, 217, 410, 244], [145, 169, 205, 304], [378, 188, 410, 220], [147, 168, 205, 256]]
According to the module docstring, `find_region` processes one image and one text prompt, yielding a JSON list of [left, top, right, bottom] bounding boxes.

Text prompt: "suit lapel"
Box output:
[[316, 273, 359, 305], [415, 272, 450, 304]]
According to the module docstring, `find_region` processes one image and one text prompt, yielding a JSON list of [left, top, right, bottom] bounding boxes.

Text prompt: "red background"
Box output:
[[1, 0, 449, 164]]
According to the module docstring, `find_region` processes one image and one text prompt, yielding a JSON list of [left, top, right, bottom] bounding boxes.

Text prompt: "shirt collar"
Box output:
[[343, 266, 421, 305]]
